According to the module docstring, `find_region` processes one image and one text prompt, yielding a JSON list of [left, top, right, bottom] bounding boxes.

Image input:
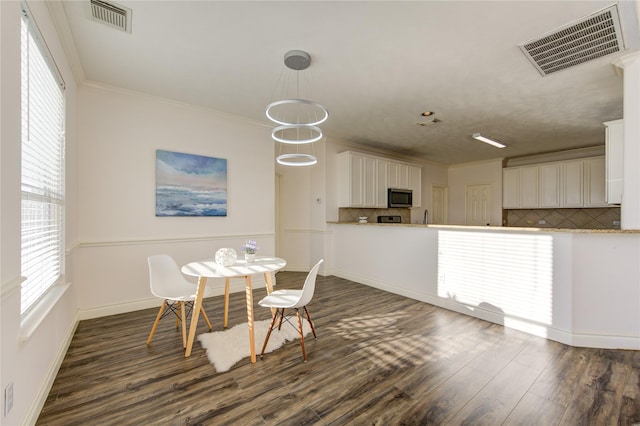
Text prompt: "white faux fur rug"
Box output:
[[198, 317, 312, 372]]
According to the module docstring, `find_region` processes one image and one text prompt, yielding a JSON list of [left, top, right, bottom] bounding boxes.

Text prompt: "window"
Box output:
[[21, 8, 66, 315]]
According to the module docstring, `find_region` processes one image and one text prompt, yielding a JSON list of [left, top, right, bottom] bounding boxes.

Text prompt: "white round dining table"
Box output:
[[181, 256, 287, 362]]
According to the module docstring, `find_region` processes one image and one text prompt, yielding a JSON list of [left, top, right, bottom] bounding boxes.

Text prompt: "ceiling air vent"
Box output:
[[89, 0, 132, 33], [518, 5, 624, 76]]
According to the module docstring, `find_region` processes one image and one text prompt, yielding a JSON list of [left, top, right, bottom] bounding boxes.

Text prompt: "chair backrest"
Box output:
[[294, 259, 324, 308], [148, 254, 191, 298]]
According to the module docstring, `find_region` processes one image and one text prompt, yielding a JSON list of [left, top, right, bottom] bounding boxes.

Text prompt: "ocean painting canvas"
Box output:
[[156, 150, 227, 217]]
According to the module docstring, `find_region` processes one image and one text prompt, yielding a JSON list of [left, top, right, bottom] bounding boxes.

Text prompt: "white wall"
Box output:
[[75, 84, 277, 314], [417, 160, 449, 224], [448, 158, 504, 225], [275, 139, 327, 272], [1, 2, 79, 424]]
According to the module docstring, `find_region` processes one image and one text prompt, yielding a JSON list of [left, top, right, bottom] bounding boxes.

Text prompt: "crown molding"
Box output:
[[46, 1, 86, 83]]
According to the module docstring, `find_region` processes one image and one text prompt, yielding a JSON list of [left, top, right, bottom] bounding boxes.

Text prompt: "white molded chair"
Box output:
[[146, 254, 213, 347], [258, 259, 323, 362]]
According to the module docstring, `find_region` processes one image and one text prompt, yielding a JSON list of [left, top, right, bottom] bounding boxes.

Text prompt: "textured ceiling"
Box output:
[[56, 1, 639, 165]]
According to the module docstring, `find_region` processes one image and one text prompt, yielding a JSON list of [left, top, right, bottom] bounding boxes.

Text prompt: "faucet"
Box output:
[[423, 209, 429, 224]]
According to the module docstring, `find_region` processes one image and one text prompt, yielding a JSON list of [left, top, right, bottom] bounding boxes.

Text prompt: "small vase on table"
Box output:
[[241, 240, 259, 264]]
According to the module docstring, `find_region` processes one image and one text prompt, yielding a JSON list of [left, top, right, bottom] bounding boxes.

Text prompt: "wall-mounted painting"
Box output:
[[156, 150, 227, 217]]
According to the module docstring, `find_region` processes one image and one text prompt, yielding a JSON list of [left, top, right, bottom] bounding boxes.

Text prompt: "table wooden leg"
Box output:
[[185, 276, 207, 357], [245, 275, 256, 363], [223, 277, 230, 329]]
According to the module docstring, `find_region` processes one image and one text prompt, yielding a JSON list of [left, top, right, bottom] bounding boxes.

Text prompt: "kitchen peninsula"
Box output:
[[327, 222, 640, 350]]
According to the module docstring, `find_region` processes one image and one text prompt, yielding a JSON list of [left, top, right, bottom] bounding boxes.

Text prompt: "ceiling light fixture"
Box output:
[[271, 125, 324, 144], [472, 133, 507, 148], [266, 50, 328, 166], [276, 153, 318, 167]]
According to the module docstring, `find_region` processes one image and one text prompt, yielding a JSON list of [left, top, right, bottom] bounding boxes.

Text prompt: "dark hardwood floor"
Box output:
[[37, 272, 640, 425]]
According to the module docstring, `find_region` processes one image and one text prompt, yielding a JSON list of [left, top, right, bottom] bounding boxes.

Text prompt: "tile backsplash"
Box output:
[[339, 207, 620, 229], [339, 208, 411, 224], [506, 208, 621, 229]]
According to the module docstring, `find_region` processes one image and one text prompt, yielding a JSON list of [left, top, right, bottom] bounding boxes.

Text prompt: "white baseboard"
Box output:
[[77, 276, 270, 320], [332, 268, 639, 350], [570, 332, 640, 350]]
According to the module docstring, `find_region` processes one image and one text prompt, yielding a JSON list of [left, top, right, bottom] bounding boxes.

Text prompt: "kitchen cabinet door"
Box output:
[[387, 162, 398, 188], [584, 157, 607, 207], [338, 151, 367, 207], [563, 160, 584, 207], [520, 165, 539, 208], [375, 159, 388, 208], [539, 163, 561, 208], [503, 168, 520, 208], [362, 156, 377, 207], [345, 153, 364, 207], [398, 164, 410, 188], [387, 161, 410, 189]]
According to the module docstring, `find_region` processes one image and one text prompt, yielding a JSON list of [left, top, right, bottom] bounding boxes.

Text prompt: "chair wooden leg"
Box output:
[[261, 309, 281, 358], [146, 301, 167, 345], [277, 308, 285, 330], [200, 306, 213, 331], [303, 306, 317, 338], [175, 306, 180, 329], [180, 301, 188, 348], [296, 310, 307, 362]]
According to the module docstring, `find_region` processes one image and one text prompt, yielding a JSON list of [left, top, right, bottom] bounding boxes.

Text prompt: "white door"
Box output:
[[466, 184, 491, 226], [431, 185, 448, 224]]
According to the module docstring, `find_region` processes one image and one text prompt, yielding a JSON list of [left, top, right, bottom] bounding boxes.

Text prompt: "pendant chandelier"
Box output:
[[266, 50, 328, 166]]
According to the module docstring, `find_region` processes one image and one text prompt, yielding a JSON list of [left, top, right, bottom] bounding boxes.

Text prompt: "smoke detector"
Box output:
[[518, 5, 624, 76]]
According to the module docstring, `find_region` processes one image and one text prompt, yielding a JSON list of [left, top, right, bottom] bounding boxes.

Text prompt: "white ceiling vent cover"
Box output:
[[89, 0, 132, 33], [518, 5, 624, 76]]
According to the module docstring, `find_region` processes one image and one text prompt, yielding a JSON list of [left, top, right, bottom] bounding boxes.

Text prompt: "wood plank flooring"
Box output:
[[37, 273, 640, 425]]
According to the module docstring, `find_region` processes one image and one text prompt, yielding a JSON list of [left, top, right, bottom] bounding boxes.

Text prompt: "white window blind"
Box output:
[[21, 9, 66, 315]]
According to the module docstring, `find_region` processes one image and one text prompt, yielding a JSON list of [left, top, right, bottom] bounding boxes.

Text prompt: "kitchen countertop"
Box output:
[[326, 221, 640, 233]]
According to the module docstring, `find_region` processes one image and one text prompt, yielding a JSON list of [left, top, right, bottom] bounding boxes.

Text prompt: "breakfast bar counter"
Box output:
[[326, 221, 640, 350], [327, 221, 640, 233]]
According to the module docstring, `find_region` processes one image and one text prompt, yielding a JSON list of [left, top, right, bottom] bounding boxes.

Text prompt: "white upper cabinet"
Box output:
[[503, 167, 520, 208], [520, 165, 539, 208], [362, 155, 377, 207], [338, 151, 421, 208], [338, 151, 365, 207], [375, 159, 388, 208], [584, 157, 608, 207], [502, 166, 538, 208], [604, 119, 623, 204], [562, 160, 584, 208], [503, 156, 606, 209], [387, 162, 409, 189], [539, 163, 561, 208]]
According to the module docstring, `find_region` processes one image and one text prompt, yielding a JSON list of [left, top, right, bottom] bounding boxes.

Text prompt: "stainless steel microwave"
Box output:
[[388, 188, 413, 208]]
